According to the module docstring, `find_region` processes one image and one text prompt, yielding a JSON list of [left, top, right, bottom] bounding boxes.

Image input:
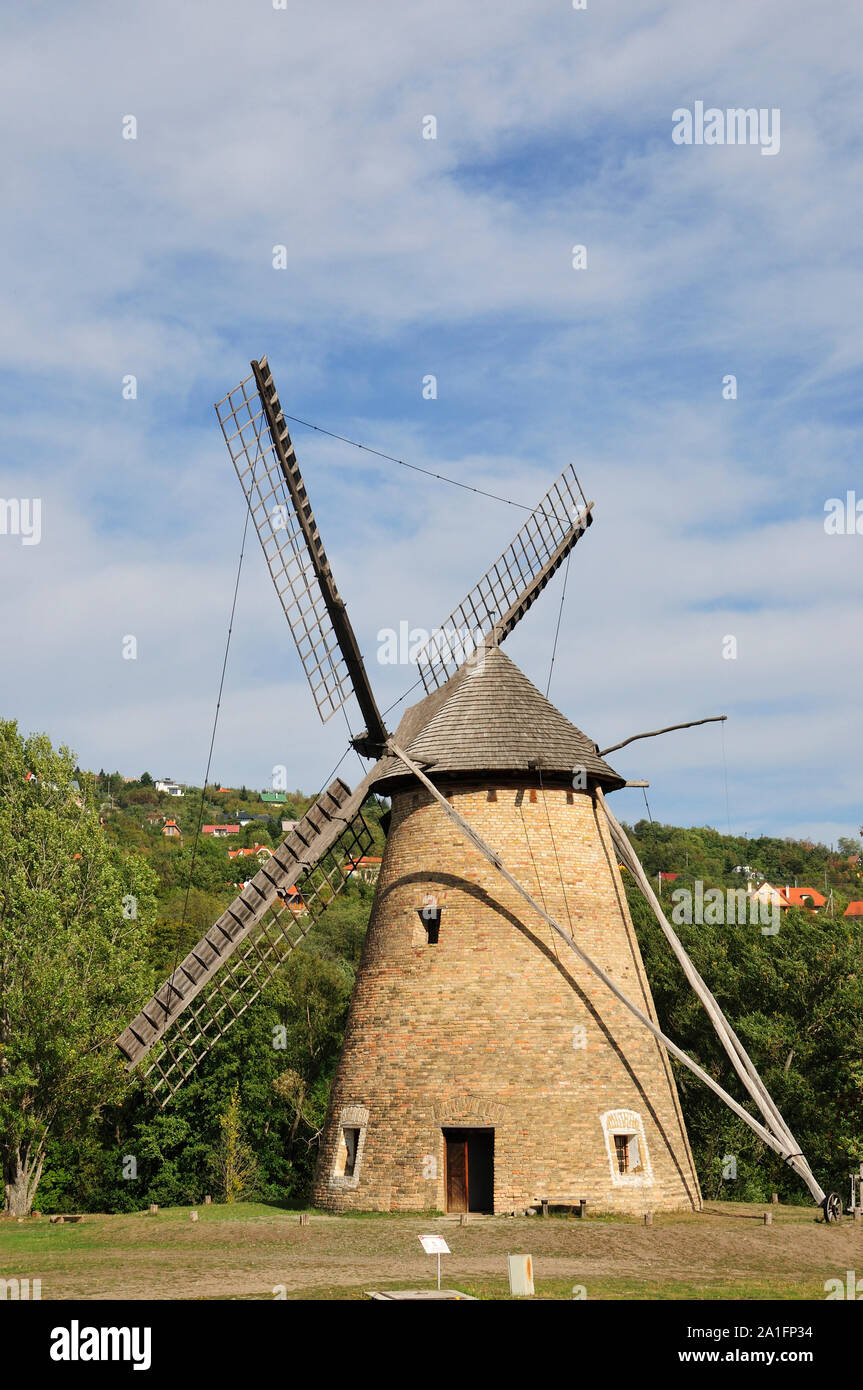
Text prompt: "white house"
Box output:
[[155, 778, 184, 797], [747, 881, 790, 912]]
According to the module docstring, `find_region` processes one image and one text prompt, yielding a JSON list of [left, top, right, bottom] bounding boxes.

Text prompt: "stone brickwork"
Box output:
[[312, 778, 702, 1214]]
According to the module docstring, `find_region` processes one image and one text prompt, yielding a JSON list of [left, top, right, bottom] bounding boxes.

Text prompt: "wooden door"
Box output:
[[445, 1136, 468, 1213]]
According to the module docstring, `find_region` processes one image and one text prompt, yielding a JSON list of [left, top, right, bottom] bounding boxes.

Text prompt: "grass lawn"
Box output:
[[0, 1201, 856, 1301]]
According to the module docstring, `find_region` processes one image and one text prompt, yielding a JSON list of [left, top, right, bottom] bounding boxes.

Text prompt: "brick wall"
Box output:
[[312, 779, 702, 1214]]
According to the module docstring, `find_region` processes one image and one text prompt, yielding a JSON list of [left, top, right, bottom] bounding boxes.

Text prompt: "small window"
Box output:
[[329, 1106, 368, 1188], [343, 1127, 360, 1177], [613, 1132, 642, 1174], [417, 905, 442, 944], [602, 1109, 651, 1186], [335, 1126, 361, 1178]]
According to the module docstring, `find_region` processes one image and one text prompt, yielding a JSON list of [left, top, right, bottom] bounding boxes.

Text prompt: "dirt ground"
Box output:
[[1, 1201, 860, 1300]]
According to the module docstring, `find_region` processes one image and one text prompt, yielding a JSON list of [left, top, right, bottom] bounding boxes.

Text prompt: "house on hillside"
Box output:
[[260, 791, 285, 805], [228, 844, 272, 864], [162, 819, 181, 838], [155, 778, 184, 797], [343, 855, 383, 884], [782, 886, 827, 912], [202, 824, 240, 838], [844, 901, 863, 919], [748, 882, 791, 913], [278, 885, 307, 915]]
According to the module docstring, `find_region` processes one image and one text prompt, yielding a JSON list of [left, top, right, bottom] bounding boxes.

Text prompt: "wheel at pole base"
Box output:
[[822, 1192, 842, 1223]]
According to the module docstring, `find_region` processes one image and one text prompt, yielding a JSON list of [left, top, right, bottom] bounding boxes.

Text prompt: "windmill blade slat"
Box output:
[[215, 359, 387, 753], [215, 368, 352, 723], [412, 465, 593, 692], [116, 776, 375, 1094], [142, 845, 371, 1105]]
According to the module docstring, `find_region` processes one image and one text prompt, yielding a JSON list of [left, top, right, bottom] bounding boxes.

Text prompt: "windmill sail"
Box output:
[[215, 359, 387, 753], [117, 778, 374, 1103], [412, 464, 593, 693]]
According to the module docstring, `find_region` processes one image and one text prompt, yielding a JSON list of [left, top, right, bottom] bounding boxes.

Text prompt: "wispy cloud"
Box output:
[[1, 0, 861, 841]]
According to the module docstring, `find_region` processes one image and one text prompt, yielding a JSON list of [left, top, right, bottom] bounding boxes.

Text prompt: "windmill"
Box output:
[[116, 358, 839, 1220]]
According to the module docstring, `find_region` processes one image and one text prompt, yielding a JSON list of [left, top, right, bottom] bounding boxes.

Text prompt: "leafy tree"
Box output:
[[0, 722, 156, 1214], [210, 1085, 258, 1203], [627, 882, 863, 1202]]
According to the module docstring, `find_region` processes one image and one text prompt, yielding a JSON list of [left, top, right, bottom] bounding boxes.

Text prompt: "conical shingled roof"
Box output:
[[373, 646, 624, 791]]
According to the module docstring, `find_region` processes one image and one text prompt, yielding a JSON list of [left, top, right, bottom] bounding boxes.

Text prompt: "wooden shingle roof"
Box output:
[[373, 647, 624, 791]]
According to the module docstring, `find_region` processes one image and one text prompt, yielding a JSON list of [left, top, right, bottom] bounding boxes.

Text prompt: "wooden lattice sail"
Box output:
[[117, 779, 374, 1103]]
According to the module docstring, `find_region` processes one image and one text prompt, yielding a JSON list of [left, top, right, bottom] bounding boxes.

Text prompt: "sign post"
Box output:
[[418, 1234, 450, 1290]]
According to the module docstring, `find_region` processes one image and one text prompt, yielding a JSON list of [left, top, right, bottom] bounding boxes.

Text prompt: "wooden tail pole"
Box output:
[[387, 742, 823, 1186], [599, 715, 727, 758], [597, 790, 827, 1208]]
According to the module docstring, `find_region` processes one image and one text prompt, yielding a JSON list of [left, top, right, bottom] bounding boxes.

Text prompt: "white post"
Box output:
[[437, 1251, 441, 1290]]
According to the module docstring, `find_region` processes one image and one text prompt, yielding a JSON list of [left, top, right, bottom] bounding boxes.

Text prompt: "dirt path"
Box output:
[[1, 1202, 859, 1300]]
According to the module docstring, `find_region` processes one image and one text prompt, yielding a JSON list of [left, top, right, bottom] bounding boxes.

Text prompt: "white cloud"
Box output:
[[1, 0, 861, 839]]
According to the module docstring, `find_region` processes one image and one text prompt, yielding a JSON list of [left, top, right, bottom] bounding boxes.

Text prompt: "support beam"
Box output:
[[597, 790, 825, 1206]]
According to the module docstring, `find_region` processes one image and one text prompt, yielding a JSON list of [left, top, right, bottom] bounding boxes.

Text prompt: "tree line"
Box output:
[[1, 718, 860, 1215]]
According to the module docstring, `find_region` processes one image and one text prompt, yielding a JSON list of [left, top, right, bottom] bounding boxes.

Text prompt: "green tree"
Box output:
[[0, 722, 156, 1214], [210, 1085, 258, 1203], [627, 883, 863, 1202]]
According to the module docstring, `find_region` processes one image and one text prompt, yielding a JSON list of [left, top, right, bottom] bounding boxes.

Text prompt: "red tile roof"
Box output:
[[844, 901, 863, 918], [783, 886, 826, 908]]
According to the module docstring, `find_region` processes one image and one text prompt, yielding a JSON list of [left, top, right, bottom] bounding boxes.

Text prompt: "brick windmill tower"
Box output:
[[116, 359, 838, 1222], [313, 647, 700, 1214]]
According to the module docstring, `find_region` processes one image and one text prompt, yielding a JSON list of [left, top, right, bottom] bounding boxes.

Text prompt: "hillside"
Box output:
[[29, 768, 863, 1215]]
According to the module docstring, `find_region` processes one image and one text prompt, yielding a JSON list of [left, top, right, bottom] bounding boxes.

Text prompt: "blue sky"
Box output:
[[1, 0, 861, 845]]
